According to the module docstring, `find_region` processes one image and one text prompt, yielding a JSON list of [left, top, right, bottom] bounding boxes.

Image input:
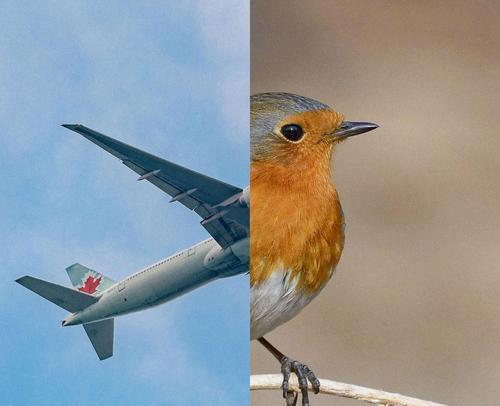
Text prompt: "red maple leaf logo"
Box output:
[[78, 275, 102, 294]]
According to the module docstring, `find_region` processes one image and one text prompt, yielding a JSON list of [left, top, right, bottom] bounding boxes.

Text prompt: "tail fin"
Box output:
[[66, 263, 115, 296], [16, 275, 114, 361], [83, 318, 114, 360], [15, 276, 98, 312]]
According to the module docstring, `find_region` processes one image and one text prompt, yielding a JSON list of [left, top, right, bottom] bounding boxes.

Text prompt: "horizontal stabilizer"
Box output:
[[16, 276, 98, 312], [83, 318, 114, 360]]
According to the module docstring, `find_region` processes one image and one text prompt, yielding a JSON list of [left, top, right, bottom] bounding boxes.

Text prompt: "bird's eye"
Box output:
[[280, 124, 304, 142]]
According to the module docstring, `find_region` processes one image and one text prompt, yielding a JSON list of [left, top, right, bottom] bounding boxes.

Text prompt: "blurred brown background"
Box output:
[[251, 1, 499, 405]]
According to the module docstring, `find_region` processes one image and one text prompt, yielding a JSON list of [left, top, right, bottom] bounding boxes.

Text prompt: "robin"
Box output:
[[250, 93, 378, 406]]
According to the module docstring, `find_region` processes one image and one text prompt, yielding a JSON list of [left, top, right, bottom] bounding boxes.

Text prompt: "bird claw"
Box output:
[[285, 391, 298, 406], [280, 356, 320, 406]]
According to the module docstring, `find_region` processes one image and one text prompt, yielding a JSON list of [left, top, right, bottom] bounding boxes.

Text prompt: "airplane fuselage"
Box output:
[[63, 236, 248, 326]]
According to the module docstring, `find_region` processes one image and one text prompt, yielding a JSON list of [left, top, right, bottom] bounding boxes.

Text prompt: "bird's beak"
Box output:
[[333, 121, 378, 140]]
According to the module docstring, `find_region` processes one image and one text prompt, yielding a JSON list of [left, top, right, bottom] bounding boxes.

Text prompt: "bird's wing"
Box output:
[[62, 124, 248, 248]]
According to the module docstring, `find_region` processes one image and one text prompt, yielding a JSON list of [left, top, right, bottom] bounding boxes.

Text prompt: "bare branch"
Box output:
[[250, 374, 450, 406]]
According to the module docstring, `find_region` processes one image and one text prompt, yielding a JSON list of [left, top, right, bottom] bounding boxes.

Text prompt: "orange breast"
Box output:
[[250, 160, 345, 293]]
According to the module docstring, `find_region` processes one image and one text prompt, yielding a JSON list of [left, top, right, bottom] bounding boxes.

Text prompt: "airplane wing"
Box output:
[[62, 124, 248, 248]]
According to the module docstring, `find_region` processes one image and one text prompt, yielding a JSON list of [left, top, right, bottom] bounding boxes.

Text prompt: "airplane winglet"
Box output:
[[62, 124, 81, 130]]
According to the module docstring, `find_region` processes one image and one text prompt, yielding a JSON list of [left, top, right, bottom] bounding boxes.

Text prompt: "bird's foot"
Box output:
[[280, 357, 320, 406]]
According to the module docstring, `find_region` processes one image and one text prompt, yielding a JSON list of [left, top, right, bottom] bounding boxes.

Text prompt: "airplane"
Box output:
[[16, 124, 249, 360]]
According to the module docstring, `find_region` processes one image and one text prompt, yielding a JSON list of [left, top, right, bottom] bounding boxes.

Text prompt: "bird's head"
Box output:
[[251, 93, 378, 177]]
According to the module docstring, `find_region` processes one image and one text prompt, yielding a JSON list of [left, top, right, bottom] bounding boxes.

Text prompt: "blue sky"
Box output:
[[0, 2, 248, 405]]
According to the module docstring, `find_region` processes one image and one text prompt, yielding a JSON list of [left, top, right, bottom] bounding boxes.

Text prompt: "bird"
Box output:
[[250, 92, 378, 406]]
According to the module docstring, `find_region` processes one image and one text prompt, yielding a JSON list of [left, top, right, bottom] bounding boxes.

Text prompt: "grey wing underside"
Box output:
[[63, 124, 248, 248]]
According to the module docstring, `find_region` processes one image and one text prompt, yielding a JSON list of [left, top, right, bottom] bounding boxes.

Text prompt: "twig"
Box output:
[[250, 374, 450, 406]]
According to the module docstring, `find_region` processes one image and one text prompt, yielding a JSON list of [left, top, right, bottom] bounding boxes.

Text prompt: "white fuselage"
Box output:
[[63, 237, 248, 326]]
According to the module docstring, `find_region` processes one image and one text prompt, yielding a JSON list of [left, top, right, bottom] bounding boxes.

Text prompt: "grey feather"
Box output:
[[250, 93, 331, 162]]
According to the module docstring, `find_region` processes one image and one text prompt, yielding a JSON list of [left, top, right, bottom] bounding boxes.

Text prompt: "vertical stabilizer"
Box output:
[[66, 263, 115, 296]]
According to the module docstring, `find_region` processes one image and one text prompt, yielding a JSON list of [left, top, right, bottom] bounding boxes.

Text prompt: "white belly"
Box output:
[[250, 268, 330, 340]]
